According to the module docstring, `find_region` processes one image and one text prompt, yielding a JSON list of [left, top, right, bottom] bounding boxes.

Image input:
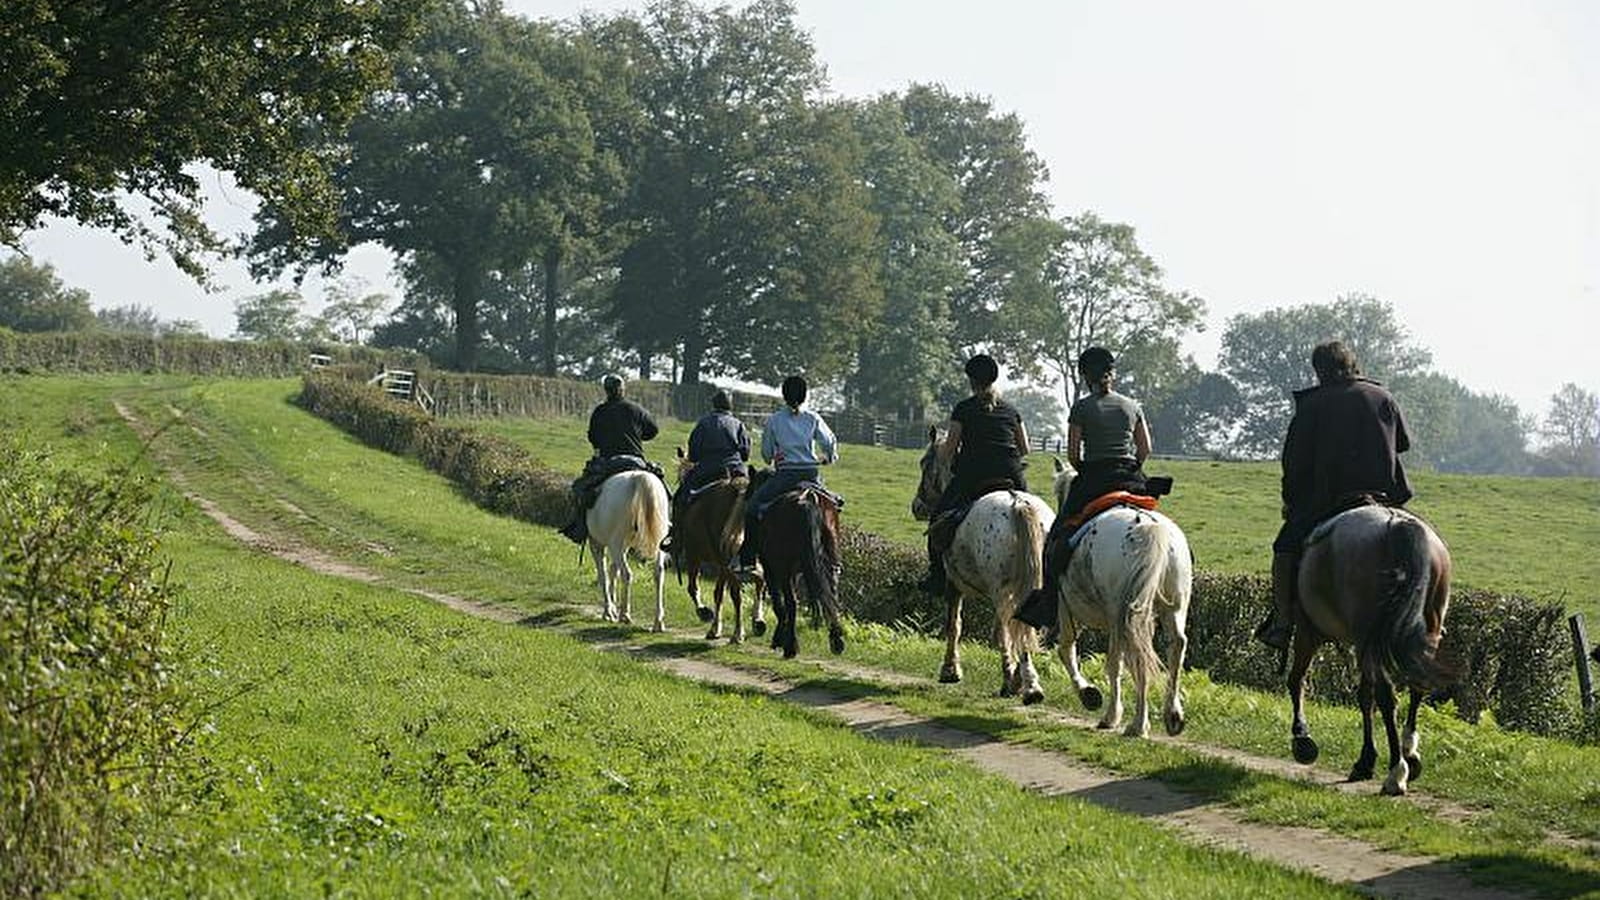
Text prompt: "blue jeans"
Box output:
[[739, 467, 820, 566]]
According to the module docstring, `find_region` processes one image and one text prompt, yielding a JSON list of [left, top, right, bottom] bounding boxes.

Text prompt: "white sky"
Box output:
[[19, 0, 1598, 417]]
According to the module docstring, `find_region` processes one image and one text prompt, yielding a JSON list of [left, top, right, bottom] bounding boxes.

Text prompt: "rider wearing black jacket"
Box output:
[[560, 375, 661, 543]]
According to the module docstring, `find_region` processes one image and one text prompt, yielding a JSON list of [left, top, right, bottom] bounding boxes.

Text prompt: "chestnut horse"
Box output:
[[1288, 504, 1455, 795]]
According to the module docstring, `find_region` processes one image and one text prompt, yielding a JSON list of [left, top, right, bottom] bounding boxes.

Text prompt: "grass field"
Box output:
[[472, 412, 1600, 617], [6, 375, 1598, 896]]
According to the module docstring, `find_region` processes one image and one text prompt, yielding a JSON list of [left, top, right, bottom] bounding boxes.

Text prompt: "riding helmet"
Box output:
[[602, 373, 624, 397], [964, 353, 1000, 386], [781, 375, 808, 408], [711, 389, 733, 411]]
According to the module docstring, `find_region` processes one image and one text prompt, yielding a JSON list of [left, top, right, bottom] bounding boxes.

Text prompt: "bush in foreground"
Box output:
[[0, 441, 187, 896]]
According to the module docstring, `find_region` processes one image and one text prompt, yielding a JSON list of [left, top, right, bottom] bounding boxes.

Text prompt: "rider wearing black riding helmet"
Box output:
[[733, 375, 838, 578], [1017, 346, 1151, 629], [919, 353, 1030, 595]]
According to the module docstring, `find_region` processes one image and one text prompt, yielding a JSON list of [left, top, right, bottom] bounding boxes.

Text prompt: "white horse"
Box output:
[[914, 431, 1055, 704], [1051, 458, 1193, 737], [586, 470, 670, 631]]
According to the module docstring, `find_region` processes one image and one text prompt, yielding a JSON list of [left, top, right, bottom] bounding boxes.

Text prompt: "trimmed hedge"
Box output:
[[0, 331, 418, 377], [297, 374, 572, 527], [296, 374, 1581, 737]]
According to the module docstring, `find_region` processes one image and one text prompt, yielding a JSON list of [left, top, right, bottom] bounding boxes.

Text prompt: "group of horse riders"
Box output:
[[558, 337, 1414, 653]]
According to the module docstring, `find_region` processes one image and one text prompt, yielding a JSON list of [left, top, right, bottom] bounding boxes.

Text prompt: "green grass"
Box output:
[[2, 377, 1362, 898], [6, 374, 1598, 897], [474, 413, 1600, 618]]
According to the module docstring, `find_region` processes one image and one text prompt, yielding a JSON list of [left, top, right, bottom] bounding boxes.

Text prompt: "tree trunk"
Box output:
[[638, 352, 652, 381], [680, 330, 704, 385], [452, 265, 482, 372], [540, 248, 561, 377]]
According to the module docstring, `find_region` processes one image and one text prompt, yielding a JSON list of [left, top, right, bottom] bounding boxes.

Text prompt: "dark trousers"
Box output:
[[739, 467, 819, 566]]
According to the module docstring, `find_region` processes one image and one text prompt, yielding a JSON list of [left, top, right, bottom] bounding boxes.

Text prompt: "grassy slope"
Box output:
[[3, 376, 1355, 899], [474, 414, 1600, 615]]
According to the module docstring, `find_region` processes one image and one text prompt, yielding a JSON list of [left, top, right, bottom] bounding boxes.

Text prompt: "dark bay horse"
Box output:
[[1288, 504, 1455, 795], [750, 469, 845, 659], [672, 449, 766, 643]]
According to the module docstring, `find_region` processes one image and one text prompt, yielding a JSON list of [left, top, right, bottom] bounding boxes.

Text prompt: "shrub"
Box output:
[[0, 441, 187, 896]]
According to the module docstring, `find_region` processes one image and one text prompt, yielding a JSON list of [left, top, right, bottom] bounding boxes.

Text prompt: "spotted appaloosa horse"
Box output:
[[1051, 458, 1193, 737], [672, 448, 766, 643], [586, 470, 669, 630], [914, 430, 1054, 704], [1288, 504, 1455, 795], [750, 469, 844, 659]]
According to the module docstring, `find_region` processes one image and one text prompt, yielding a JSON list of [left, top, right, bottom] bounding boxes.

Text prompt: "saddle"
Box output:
[[1046, 489, 1165, 570], [681, 469, 748, 505], [1302, 492, 1392, 549], [574, 454, 667, 509]]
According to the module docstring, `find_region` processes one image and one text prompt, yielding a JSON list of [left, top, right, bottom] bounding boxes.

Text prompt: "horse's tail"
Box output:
[[1364, 516, 1455, 690], [716, 482, 747, 561], [632, 474, 668, 559], [1009, 495, 1048, 601], [798, 496, 841, 625], [1110, 512, 1168, 690]]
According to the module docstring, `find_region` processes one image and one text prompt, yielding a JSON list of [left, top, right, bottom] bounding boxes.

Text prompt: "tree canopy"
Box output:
[[0, 254, 94, 333], [1, 0, 424, 277]]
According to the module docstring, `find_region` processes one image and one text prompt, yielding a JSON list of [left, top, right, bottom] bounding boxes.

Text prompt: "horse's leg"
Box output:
[[728, 573, 745, 645], [1055, 626, 1102, 711], [750, 574, 767, 637], [768, 577, 785, 652], [1377, 676, 1409, 795], [688, 569, 712, 626], [1349, 670, 1377, 781], [1402, 688, 1424, 782], [1160, 601, 1189, 737], [939, 587, 964, 684], [1013, 615, 1045, 706], [1098, 639, 1123, 731], [1123, 636, 1152, 740], [651, 550, 666, 633], [591, 541, 614, 621], [997, 608, 1018, 698], [703, 570, 721, 640], [1288, 629, 1319, 764], [780, 582, 799, 659], [614, 547, 633, 625]]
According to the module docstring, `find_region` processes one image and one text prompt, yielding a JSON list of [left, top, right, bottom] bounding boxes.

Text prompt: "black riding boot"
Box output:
[[919, 537, 948, 595], [733, 514, 761, 578], [1254, 551, 1299, 651], [560, 513, 587, 544]]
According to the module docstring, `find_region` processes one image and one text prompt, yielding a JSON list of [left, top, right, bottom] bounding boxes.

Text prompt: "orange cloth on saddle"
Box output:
[[1061, 490, 1158, 530]]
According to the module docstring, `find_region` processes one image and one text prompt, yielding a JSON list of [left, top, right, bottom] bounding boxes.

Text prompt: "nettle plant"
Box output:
[[0, 441, 190, 896]]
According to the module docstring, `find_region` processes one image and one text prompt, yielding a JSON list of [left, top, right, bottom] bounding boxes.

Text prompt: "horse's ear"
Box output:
[[1053, 456, 1065, 474], [676, 446, 685, 459], [927, 424, 938, 443]]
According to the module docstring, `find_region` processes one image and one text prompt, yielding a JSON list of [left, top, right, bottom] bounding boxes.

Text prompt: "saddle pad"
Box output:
[[1063, 494, 1161, 551], [790, 482, 845, 509], [684, 474, 746, 503], [1061, 490, 1158, 531]]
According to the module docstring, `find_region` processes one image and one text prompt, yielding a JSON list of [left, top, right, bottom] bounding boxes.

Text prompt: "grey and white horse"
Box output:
[[914, 431, 1054, 704], [1051, 458, 1193, 737]]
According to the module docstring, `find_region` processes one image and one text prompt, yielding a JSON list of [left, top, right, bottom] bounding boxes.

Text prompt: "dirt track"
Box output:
[[114, 401, 1536, 900]]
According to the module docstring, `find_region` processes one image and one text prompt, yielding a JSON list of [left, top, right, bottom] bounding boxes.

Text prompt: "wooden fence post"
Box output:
[[1573, 613, 1595, 713]]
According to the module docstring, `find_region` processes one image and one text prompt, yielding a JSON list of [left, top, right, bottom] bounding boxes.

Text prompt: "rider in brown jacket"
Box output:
[[1256, 340, 1414, 650]]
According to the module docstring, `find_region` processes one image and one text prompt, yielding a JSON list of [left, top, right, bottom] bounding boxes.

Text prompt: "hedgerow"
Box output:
[[295, 374, 1581, 737], [0, 331, 416, 377], [0, 440, 189, 896]]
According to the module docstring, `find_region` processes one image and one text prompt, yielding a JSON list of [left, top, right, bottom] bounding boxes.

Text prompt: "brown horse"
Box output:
[[672, 449, 766, 643], [1287, 504, 1455, 795], [751, 469, 845, 659]]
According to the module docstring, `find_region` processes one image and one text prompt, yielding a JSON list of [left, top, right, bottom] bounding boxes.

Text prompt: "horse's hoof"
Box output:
[[828, 632, 845, 655], [1292, 735, 1320, 765], [1096, 720, 1113, 731], [938, 666, 962, 684], [998, 684, 1016, 698], [1381, 777, 1407, 797], [752, 619, 767, 637], [1404, 755, 1423, 782], [782, 643, 798, 660], [1122, 722, 1149, 739], [704, 628, 719, 641], [651, 622, 665, 634], [727, 635, 743, 646], [1022, 689, 1045, 706], [1347, 762, 1374, 782], [696, 606, 714, 624], [619, 613, 632, 625], [1079, 685, 1104, 711], [1164, 710, 1185, 737]]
